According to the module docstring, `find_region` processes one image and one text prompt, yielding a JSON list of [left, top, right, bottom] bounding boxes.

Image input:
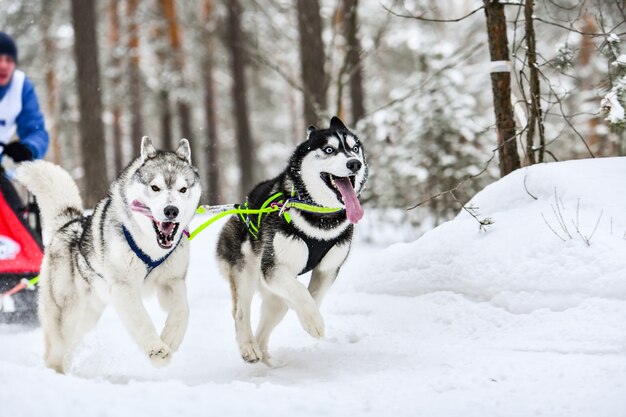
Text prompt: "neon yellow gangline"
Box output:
[[187, 200, 343, 240], [188, 207, 281, 241]]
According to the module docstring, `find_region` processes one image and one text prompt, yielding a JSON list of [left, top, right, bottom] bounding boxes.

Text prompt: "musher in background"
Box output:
[[0, 31, 49, 323], [0, 31, 49, 211]]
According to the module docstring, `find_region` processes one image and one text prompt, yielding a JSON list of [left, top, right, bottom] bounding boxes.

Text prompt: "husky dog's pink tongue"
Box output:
[[333, 177, 364, 224], [130, 199, 174, 234], [130, 200, 153, 218]]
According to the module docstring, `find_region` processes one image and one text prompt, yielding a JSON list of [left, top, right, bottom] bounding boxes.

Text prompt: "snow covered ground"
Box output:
[[2, 157, 626, 417]]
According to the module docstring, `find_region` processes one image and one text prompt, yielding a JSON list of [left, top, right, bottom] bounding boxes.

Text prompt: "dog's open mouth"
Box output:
[[151, 220, 180, 249], [130, 200, 180, 249], [320, 173, 364, 224]]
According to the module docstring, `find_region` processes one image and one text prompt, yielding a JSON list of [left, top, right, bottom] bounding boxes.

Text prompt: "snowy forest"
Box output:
[[3, 1, 626, 416], [2, 0, 626, 237]]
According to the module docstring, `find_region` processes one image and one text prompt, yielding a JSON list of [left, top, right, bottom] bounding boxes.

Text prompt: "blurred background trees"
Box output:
[[2, 0, 625, 240]]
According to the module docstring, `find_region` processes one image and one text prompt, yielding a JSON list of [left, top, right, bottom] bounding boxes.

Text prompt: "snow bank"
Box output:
[[356, 157, 626, 312]]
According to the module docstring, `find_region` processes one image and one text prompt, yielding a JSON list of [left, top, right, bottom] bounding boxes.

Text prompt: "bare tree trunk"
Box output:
[[159, 89, 174, 150], [343, 0, 365, 125], [578, 15, 607, 154], [484, 0, 520, 176], [297, 0, 326, 125], [43, 56, 59, 164], [177, 100, 194, 162], [177, 101, 192, 141], [334, 8, 347, 121], [202, 0, 221, 203], [289, 87, 300, 145], [41, 0, 60, 164], [226, 0, 255, 197], [108, 0, 124, 172], [127, 0, 144, 156], [176, 103, 195, 142], [70, 0, 108, 207], [112, 108, 123, 171], [160, 0, 194, 157], [524, 0, 545, 164], [153, 0, 173, 150]]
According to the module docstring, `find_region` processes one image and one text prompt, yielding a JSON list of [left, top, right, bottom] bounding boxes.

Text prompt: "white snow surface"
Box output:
[[3, 157, 626, 417]]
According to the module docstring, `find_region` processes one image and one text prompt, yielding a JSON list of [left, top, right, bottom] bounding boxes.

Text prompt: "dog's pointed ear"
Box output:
[[330, 116, 347, 130], [176, 138, 192, 163], [140, 136, 157, 160], [306, 125, 316, 139]]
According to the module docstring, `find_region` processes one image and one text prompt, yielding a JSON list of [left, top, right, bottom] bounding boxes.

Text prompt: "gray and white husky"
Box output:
[[16, 137, 201, 373], [217, 116, 368, 365]]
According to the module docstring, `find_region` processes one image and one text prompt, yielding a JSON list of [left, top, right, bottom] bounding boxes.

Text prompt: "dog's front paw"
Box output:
[[239, 341, 263, 363], [298, 309, 325, 339], [148, 342, 172, 368]]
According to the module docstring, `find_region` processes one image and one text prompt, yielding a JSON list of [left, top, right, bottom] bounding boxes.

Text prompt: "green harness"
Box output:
[[188, 190, 343, 240]]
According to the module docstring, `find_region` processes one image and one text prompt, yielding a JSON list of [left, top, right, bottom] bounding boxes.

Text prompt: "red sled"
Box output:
[[0, 185, 42, 324], [0, 191, 42, 275]]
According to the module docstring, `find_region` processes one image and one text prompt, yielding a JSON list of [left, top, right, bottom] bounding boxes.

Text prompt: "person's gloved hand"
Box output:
[[3, 142, 33, 162]]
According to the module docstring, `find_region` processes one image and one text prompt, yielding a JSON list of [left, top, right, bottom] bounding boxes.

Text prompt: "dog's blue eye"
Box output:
[[352, 145, 359, 152], [151, 185, 160, 192], [324, 147, 334, 154]]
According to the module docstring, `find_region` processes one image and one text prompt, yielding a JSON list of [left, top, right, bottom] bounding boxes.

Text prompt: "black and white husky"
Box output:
[[216, 116, 368, 364], [15, 137, 201, 373]]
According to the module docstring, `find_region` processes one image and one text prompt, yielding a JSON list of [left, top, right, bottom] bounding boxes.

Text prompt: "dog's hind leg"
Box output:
[[157, 279, 189, 352], [63, 296, 105, 370], [40, 302, 66, 373], [42, 301, 85, 373], [38, 260, 68, 372], [38, 276, 72, 373], [229, 267, 263, 363], [255, 289, 288, 364]]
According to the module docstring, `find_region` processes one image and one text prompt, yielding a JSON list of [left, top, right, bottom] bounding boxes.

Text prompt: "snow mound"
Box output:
[[355, 157, 626, 313]]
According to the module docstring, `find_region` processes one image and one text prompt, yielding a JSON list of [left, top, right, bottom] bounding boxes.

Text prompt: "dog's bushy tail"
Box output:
[[15, 160, 84, 241]]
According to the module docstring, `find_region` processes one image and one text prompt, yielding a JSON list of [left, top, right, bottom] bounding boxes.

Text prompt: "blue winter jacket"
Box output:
[[0, 74, 49, 160]]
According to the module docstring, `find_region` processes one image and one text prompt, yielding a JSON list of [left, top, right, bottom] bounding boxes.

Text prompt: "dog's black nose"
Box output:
[[346, 159, 362, 173], [164, 205, 179, 220]]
